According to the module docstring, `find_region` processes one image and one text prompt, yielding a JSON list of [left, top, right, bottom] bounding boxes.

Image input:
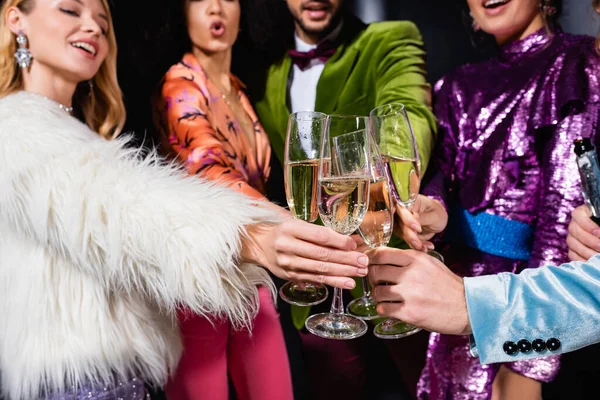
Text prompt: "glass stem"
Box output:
[[361, 277, 371, 297], [329, 287, 344, 316]]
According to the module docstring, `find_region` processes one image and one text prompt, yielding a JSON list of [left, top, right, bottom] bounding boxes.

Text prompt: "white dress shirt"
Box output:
[[289, 23, 343, 113], [289, 25, 343, 155], [289, 36, 325, 113]]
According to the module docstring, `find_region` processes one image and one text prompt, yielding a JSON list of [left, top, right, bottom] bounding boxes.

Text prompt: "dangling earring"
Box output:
[[14, 30, 32, 69], [88, 80, 94, 98], [541, 0, 557, 17], [469, 11, 480, 32]]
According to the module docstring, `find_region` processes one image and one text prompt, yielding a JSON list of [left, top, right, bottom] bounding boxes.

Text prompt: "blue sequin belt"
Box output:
[[444, 207, 534, 261]]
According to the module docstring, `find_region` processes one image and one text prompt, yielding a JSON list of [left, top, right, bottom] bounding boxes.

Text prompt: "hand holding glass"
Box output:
[[347, 131, 393, 320], [370, 103, 427, 339], [305, 117, 371, 340], [281, 111, 329, 306]]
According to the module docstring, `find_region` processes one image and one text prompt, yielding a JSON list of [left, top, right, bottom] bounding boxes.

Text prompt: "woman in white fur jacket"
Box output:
[[0, 0, 369, 399]]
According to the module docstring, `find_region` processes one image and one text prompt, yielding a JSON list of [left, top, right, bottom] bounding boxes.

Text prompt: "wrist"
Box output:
[[431, 199, 449, 233], [241, 223, 272, 267], [458, 278, 473, 335]]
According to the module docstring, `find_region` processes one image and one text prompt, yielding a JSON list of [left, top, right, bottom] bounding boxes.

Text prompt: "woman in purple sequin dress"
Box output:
[[408, 0, 600, 398]]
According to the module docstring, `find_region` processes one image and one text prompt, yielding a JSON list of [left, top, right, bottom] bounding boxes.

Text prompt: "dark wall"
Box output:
[[348, 0, 492, 84], [111, 1, 187, 145]]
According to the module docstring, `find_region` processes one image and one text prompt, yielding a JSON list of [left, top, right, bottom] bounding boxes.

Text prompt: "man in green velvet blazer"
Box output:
[[254, 5, 436, 173], [248, 1, 437, 399]]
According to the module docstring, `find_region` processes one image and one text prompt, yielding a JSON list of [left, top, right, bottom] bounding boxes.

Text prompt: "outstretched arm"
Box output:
[[0, 132, 275, 328], [367, 247, 600, 364]]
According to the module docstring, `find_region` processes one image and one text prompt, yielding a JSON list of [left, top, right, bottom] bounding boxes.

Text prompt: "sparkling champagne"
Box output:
[[381, 154, 420, 207], [358, 177, 393, 248], [285, 160, 319, 222], [318, 176, 369, 235]]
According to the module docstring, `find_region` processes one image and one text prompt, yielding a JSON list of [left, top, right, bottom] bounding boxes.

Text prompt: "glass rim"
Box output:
[[369, 103, 406, 118], [332, 128, 368, 143], [327, 114, 369, 121], [289, 111, 328, 121]]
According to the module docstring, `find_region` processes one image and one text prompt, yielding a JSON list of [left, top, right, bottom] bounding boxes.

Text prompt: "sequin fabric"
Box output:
[[42, 377, 149, 400], [419, 29, 600, 399]]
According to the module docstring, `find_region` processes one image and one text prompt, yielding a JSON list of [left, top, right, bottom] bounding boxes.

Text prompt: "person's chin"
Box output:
[[482, 23, 516, 39], [302, 18, 332, 34], [59, 65, 95, 82], [479, 16, 516, 33], [200, 40, 233, 55], [74, 71, 97, 84]]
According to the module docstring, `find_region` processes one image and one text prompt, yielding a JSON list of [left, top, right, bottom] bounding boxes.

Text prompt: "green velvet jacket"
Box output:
[[254, 17, 438, 328], [254, 16, 437, 172]]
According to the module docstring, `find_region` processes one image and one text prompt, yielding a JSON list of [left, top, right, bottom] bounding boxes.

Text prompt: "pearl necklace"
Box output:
[[38, 94, 74, 114], [57, 103, 74, 114]]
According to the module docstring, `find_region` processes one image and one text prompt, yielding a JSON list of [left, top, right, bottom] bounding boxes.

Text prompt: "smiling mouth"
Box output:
[[303, 1, 330, 13], [483, 0, 511, 9], [71, 41, 96, 56]]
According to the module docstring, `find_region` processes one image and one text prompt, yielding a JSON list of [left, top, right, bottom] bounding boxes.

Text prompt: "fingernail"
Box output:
[[350, 240, 358, 250], [358, 255, 369, 267], [345, 280, 356, 289], [357, 268, 368, 276], [594, 229, 600, 237], [411, 223, 422, 233], [426, 243, 435, 250]]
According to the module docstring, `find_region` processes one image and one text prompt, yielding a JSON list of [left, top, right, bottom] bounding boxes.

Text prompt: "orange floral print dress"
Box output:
[[153, 53, 293, 400], [155, 52, 271, 200]]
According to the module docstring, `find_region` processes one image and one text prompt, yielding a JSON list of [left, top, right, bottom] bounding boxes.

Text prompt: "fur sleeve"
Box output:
[[0, 109, 276, 329]]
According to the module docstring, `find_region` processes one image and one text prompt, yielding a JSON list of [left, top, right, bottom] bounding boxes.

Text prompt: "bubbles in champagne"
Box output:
[[285, 160, 319, 222], [358, 177, 393, 248], [318, 176, 370, 235]]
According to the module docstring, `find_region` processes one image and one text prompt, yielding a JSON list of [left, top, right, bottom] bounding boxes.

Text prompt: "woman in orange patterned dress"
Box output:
[[153, 1, 290, 397], [153, 1, 367, 399]]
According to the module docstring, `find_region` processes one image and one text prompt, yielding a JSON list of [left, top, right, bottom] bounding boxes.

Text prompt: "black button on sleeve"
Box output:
[[503, 341, 518, 355], [532, 339, 546, 352], [517, 339, 532, 353], [546, 338, 561, 351]]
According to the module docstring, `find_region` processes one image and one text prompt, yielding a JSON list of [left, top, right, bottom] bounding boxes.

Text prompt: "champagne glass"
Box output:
[[347, 132, 392, 320], [305, 117, 371, 340], [370, 103, 439, 339], [281, 111, 329, 306]]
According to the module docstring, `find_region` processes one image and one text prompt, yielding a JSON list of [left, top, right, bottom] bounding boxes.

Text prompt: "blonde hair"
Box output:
[[0, 0, 125, 139]]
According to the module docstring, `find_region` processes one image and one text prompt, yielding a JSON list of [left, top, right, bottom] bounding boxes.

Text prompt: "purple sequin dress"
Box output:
[[40, 376, 149, 400], [418, 29, 600, 399]]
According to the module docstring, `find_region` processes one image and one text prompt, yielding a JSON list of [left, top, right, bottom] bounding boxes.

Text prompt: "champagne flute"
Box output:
[[305, 117, 371, 340], [370, 103, 439, 339], [281, 111, 329, 306], [347, 132, 392, 320]]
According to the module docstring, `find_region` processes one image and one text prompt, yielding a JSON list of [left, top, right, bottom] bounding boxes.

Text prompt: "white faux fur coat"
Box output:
[[0, 91, 276, 400]]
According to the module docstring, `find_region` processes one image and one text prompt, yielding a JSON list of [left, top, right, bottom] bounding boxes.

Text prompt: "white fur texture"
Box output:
[[0, 91, 275, 400]]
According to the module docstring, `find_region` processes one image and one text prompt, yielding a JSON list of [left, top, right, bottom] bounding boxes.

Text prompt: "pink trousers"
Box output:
[[166, 287, 294, 400]]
